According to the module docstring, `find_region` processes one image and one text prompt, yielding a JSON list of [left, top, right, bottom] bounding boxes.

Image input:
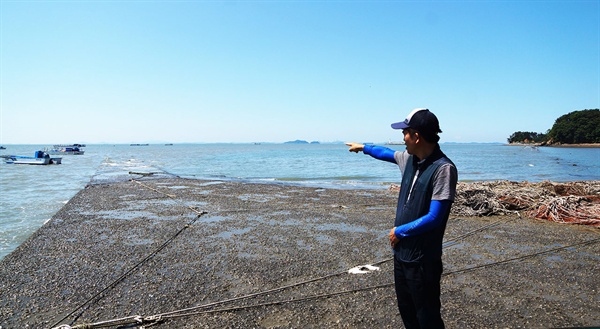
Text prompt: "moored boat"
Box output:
[[2, 151, 62, 165], [46, 144, 85, 155]]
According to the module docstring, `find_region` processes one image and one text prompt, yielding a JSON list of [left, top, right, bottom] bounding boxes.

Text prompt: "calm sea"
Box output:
[[1, 143, 599, 260]]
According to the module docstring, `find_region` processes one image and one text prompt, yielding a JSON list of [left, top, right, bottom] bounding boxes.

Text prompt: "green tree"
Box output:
[[507, 131, 547, 144], [547, 109, 600, 144]]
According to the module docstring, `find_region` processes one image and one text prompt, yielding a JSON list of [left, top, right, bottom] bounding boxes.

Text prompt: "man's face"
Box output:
[[402, 129, 418, 155]]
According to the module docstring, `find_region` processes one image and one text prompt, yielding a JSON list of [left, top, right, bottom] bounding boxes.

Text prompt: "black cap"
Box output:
[[391, 108, 442, 142]]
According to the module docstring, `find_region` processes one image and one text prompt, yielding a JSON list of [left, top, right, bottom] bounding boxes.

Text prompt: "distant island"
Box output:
[[284, 140, 320, 144], [507, 109, 599, 146]]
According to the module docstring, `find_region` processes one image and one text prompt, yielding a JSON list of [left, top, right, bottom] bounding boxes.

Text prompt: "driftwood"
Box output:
[[452, 180, 600, 226]]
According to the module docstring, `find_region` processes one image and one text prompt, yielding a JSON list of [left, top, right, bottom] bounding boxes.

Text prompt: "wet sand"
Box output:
[[0, 177, 598, 328]]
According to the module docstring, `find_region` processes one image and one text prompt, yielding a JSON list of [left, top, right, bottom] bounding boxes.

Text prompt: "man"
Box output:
[[346, 108, 457, 329]]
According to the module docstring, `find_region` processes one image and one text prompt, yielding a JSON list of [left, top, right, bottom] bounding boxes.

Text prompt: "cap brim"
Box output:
[[391, 122, 410, 130]]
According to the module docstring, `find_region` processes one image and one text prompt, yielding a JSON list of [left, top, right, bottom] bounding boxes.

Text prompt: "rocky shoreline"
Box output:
[[507, 142, 600, 148], [1, 177, 599, 328]]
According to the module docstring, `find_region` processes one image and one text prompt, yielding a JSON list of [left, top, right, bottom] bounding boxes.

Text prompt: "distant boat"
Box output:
[[46, 145, 84, 155], [2, 151, 62, 165], [0, 146, 5, 150], [385, 140, 405, 145], [130, 144, 149, 146]]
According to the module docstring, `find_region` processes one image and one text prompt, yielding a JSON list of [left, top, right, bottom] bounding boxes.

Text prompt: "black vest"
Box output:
[[394, 146, 453, 262]]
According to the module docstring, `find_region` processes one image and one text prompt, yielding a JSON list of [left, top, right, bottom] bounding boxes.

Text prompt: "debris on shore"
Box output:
[[451, 180, 600, 226]]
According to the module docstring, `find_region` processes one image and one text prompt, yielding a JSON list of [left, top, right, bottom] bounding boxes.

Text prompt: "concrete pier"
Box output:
[[1, 177, 598, 328]]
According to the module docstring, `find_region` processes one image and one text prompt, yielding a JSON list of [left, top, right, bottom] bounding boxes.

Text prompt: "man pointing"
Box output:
[[346, 108, 458, 329]]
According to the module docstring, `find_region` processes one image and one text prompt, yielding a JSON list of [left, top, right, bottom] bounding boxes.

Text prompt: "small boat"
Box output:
[[385, 140, 405, 145], [46, 144, 84, 155], [2, 151, 62, 165], [0, 146, 6, 150]]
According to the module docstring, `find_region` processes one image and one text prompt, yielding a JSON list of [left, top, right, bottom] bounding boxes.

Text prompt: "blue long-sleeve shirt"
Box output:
[[363, 144, 396, 164], [362, 144, 451, 239]]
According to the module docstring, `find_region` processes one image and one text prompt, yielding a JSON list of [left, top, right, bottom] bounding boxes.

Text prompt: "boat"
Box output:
[[2, 151, 62, 165], [0, 146, 6, 150], [385, 140, 405, 145], [46, 144, 85, 155]]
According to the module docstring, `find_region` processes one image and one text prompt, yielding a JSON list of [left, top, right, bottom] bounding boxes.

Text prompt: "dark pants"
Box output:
[[393, 256, 445, 329]]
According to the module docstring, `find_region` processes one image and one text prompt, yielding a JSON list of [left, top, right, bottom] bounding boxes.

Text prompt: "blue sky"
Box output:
[[1, 1, 598, 144]]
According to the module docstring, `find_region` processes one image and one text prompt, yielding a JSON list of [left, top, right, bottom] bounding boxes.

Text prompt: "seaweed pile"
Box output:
[[452, 180, 600, 226]]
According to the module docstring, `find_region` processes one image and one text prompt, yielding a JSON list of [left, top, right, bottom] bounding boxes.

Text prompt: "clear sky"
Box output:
[[1, 0, 598, 145]]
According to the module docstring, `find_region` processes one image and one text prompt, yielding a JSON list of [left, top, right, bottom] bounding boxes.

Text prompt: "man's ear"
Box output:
[[413, 131, 421, 143]]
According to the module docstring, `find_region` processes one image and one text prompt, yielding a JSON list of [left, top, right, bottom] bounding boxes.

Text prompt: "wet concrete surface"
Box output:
[[0, 177, 599, 328]]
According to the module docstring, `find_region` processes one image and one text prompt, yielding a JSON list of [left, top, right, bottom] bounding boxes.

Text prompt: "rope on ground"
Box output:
[[370, 219, 505, 267], [50, 218, 506, 329], [130, 179, 177, 198], [53, 179, 587, 328], [442, 236, 600, 276], [149, 236, 600, 323], [156, 219, 506, 318], [57, 236, 599, 328], [157, 284, 393, 321], [49, 179, 208, 328], [441, 218, 506, 248]]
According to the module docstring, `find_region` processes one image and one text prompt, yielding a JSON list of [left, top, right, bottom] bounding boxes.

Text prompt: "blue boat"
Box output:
[[46, 144, 85, 155], [2, 151, 62, 165]]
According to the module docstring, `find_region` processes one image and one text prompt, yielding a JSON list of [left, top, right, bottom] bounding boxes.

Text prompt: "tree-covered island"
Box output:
[[507, 109, 600, 145]]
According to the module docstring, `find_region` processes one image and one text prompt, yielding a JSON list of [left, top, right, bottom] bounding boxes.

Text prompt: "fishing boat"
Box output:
[[2, 151, 62, 165], [46, 144, 85, 155]]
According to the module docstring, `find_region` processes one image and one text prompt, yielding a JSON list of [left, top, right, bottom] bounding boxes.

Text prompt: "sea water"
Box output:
[[1, 143, 599, 260]]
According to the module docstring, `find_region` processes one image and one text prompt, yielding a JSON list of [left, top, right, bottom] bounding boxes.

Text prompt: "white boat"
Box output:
[[46, 144, 85, 155], [385, 140, 405, 145], [2, 151, 62, 165]]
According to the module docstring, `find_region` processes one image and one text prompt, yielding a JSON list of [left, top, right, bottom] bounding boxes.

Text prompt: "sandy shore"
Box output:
[[0, 177, 599, 328]]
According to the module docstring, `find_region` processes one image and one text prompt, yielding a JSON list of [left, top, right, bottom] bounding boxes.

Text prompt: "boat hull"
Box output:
[[6, 157, 51, 165], [47, 150, 84, 155], [46, 145, 85, 155], [3, 151, 62, 165]]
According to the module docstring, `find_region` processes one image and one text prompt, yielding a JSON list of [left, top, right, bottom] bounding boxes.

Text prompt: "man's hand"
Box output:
[[389, 227, 400, 248], [345, 142, 365, 153]]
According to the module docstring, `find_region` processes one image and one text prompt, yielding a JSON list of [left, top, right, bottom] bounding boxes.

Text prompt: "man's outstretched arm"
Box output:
[[346, 142, 396, 163]]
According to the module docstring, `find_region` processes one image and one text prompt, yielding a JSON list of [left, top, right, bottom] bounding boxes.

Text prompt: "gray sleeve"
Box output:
[[393, 150, 410, 174], [432, 163, 458, 201]]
